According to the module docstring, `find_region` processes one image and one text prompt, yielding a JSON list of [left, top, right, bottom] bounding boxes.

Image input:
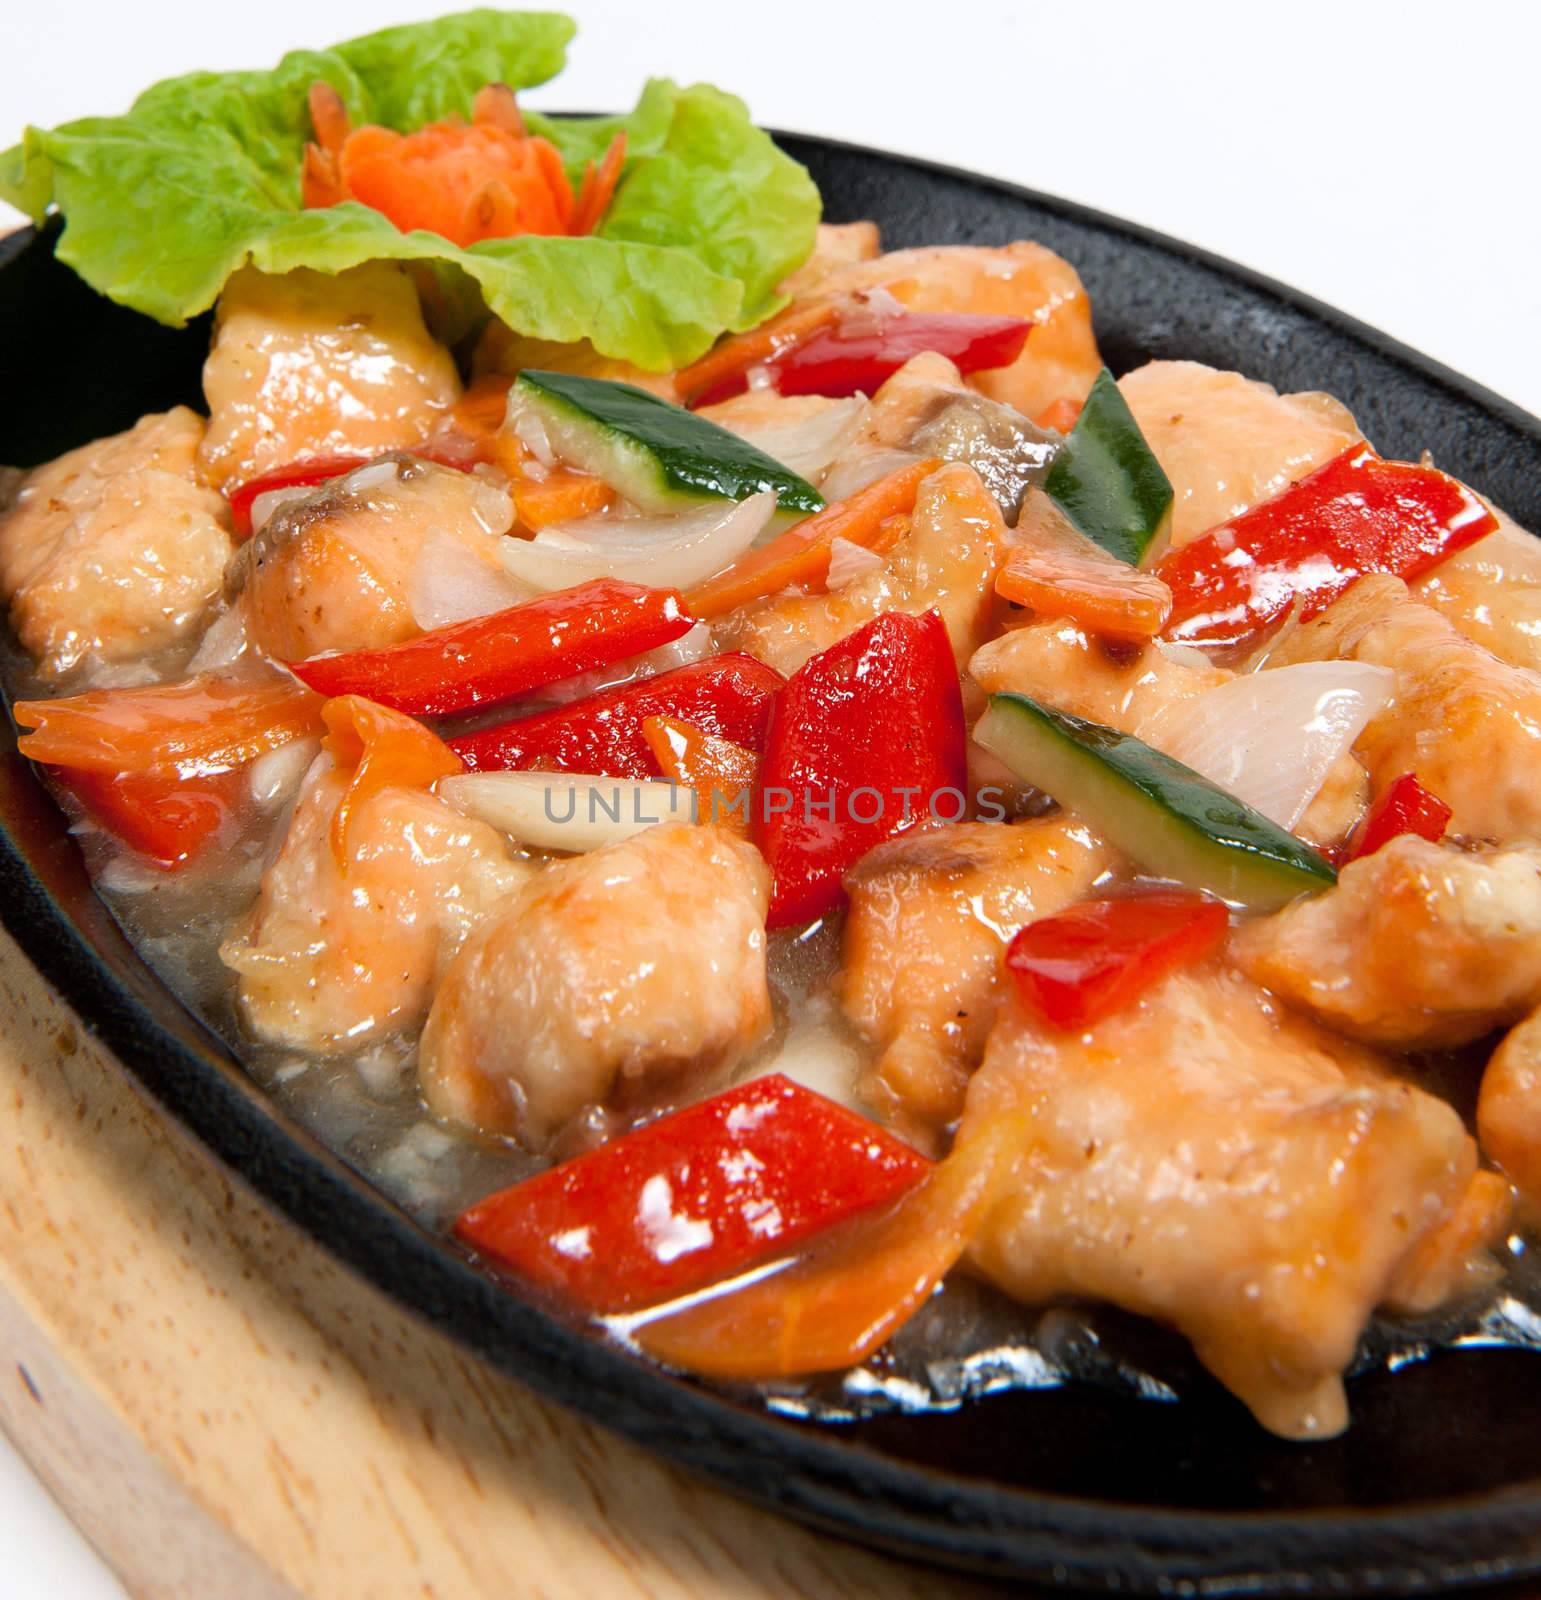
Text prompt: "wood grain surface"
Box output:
[[0, 922, 1003, 1599]]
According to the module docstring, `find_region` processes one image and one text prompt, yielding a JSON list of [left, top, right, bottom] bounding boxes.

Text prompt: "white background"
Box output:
[[0, 1, 1536, 1592]]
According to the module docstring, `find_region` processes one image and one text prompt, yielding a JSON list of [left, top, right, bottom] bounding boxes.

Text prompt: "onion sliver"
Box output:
[[728, 398, 867, 482], [820, 447, 927, 504], [410, 530, 534, 630], [531, 622, 715, 708], [497, 491, 777, 592], [439, 771, 695, 852], [1151, 661, 1394, 828]]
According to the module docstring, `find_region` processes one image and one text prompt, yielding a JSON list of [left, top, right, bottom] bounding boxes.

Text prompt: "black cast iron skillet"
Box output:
[[4, 133, 1541, 1596]]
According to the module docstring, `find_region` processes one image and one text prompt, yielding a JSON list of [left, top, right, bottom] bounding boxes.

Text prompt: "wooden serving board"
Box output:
[[0, 922, 1006, 1600]]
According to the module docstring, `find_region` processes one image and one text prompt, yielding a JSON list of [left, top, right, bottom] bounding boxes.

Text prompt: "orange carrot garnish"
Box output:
[[1034, 396, 1084, 433], [302, 82, 627, 248]]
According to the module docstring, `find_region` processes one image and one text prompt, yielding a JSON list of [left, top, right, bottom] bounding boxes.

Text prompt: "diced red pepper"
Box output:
[[454, 1072, 931, 1315], [1005, 891, 1231, 1032], [768, 311, 1032, 401], [225, 445, 476, 537], [754, 608, 967, 929], [448, 653, 784, 777], [1158, 445, 1497, 648], [1347, 773, 1453, 862], [289, 579, 694, 717], [55, 767, 240, 868]]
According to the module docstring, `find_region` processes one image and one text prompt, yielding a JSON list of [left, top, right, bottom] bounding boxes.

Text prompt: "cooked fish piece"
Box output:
[[1118, 360, 1360, 550], [1413, 509, 1541, 673], [473, 320, 680, 401], [1236, 836, 1541, 1048], [963, 965, 1485, 1439], [1479, 1006, 1541, 1215], [777, 220, 883, 298], [0, 407, 233, 679], [199, 263, 462, 489], [799, 242, 1102, 420], [712, 461, 1005, 677], [839, 816, 1112, 1140], [222, 761, 526, 1054], [419, 823, 772, 1146], [237, 456, 514, 660], [1269, 574, 1541, 846]]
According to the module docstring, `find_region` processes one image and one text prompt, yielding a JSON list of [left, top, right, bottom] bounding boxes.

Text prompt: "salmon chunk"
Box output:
[[1269, 574, 1541, 846], [1413, 509, 1541, 673], [805, 243, 1103, 420], [237, 456, 514, 661], [0, 407, 233, 679], [1118, 360, 1360, 550], [199, 263, 462, 489], [963, 966, 1484, 1438], [1237, 836, 1541, 1048], [222, 761, 525, 1053], [712, 461, 1006, 677], [839, 816, 1112, 1138], [419, 824, 772, 1146]]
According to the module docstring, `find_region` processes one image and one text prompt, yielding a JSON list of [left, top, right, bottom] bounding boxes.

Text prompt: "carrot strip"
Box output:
[[452, 376, 515, 441], [570, 131, 628, 237], [14, 676, 323, 775], [677, 299, 841, 407], [996, 490, 1173, 642], [320, 695, 463, 868], [1034, 396, 1084, 433], [510, 471, 613, 531], [633, 1113, 1026, 1379], [307, 82, 352, 157], [472, 83, 525, 137], [641, 714, 759, 834], [686, 458, 938, 619]]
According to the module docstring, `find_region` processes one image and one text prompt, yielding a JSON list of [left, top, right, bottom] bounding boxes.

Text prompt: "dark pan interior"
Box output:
[[4, 132, 1541, 1595]]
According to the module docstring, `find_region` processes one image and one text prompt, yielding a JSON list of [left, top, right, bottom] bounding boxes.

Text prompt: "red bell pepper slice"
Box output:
[[768, 311, 1031, 401], [1005, 891, 1230, 1031], [1347, 773, 1453, 862], [1158, 445, 1497, 648], [225, 444, 477, 537], [289, 578, 694, 717], [454, 1072, 931, 1315], [55, 767, 240, 868], [754, 608, 967, 929], [448, 653, 784, 777], [226, 454, 373, 537]]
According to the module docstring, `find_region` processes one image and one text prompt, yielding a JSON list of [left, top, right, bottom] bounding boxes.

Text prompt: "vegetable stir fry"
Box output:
[[4, 14, 1539, 1446]]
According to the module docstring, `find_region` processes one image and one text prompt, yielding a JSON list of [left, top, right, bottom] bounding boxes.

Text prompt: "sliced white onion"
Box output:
[[187, 604, 250, 673], [249, 737, 321, 808], [826, 535, 887, 590], [249, 483, 318, 536], [439, 771, 694, 851], [531, 622, 715, 707], [728, 397, 867, 482], [339, 459, 402, 497], [497, 491, 777, 591], [1151, 661, 1395, 828], [507, 401, 554, 468], [820, 447, 927, 504], [409, 530, 534, 631]]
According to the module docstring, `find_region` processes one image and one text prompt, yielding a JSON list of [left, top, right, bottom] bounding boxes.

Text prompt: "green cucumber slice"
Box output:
[[1044, 368, 1174, 567], [974, 692, 1336, 910], [513, 370, 824, 519]]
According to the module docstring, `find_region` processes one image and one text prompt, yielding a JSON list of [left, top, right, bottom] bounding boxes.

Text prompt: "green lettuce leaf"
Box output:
[[0, 11, 820, 369]]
